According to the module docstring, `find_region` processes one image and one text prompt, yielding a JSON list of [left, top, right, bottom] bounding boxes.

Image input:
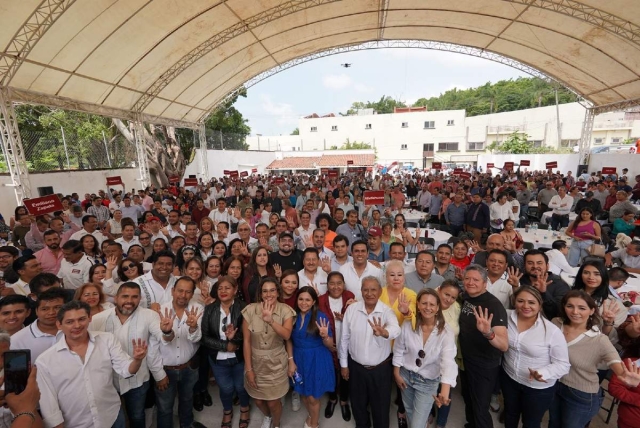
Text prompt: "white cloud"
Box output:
[[323, 73, 352, 89], [260, 94, 298, 125], [354, 82, 374, 93]]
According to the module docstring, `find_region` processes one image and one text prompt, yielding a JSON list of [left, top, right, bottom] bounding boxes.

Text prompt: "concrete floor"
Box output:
[[186, 381, 618, 428]]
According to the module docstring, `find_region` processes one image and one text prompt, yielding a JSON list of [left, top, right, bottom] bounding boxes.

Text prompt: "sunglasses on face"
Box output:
[[121, 264, 135, 272]]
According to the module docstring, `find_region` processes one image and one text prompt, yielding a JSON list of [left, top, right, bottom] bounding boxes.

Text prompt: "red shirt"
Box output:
[[608, 358, 640, 428]]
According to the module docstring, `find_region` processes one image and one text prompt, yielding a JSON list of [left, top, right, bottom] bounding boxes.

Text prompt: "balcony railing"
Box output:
[[423, 151, 434, 158], [593, 120, 633, 129], [487, 125, 525, 133]]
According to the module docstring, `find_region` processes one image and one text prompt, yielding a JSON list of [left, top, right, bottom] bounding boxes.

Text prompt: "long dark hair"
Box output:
[[255, 277, 283, 303], [559, 290, 602, 330], [81, 234, 101, 257], [415, 288, 446, 334], [296, 286, 320, 336], [222, 256, 245, 282], [573, 260, 610, 306], [248, 246, 275, 277]]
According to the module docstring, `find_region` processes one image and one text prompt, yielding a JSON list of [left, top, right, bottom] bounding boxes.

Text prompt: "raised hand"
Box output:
[[273, 263, 282, 278], [394, 371, 407, 390], [532, 271, 552, 294], [507, 266, 523, 288], [240, 242, 250, 257], [234, 207, 241, 219], [106, 255, 118, 271], [618, 358, 640, 388], [601, 300, 620, 326], [368, 316, 387, 337], [259, 236, 269, 247], [286, 216, 296, 229], [454, 265, 463, 280], [159, 307, 175, 332], [321, 257, 331, 273], [316, 317, 330, 339], [309, 282, 319, 295], [333, 311, 344, 322], [185, 306, 202, 329], [473, 305, 493, 335], [629, 314, 640, 335], [361, 217, 369, 229], [469, 240, 481, 253], [261, 301, 275, 324], [225, 323, 238, 340], [304, 234, 314, 248], [398, 292, 411, 316], [131, 338, 148, 360], [528, 368, 547, 383]]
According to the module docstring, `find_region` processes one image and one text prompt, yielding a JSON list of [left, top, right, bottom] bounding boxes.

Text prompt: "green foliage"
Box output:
[[291, 128, 299, 135], [345, 96, 406, 115], [204, 88, 251, 150], [490, 132, 572, 154], [411, 78, 578, 116], [332, 139, 373, 150]]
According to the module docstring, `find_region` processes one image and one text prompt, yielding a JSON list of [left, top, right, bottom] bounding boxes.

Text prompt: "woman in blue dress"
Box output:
[[288, 285, 336, 428]]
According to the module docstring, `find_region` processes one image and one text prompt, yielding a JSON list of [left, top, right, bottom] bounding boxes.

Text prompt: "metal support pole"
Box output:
[[102, 130, 112, 168], [198, 123, 209, 179], [0, 87, 31, 203], [133, 120, 150, 189], [555, 88, 562, 147], [578, 108, 595, 167], [60, 126, 70, 169], [220, 130, 224, 150]]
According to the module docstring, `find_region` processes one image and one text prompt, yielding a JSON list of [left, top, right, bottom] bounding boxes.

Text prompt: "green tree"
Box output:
[[499, 132, 532, 154], [345, 96, 406, 115], [291, 128, 299, 135], [203, 88, 251, 150]]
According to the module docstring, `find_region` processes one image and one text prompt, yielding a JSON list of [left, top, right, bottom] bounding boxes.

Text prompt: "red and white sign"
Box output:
[[223, 170, 231, 175], [251, 168, 257, 173], [602, 167, 617, 174], [453, 168, 463, 175], [460, 172, 471, 179], [320, 168, 329, 174], [487, 163, 495, 168], [240, 171, 249, 177], [106, 176, 123, 186], [184, 178, 198, 186], [363, 191, 385, 205], [504, 162, 514, 170], [520, 160, 531, 166], [168, 175, 181, 183], [24, 195, 64, 215], [432, 162, 442, 170], [273, 177, 285, 184], [347, 160, 354, 165], [328, 170, 339, 178], [546, 161, 558, 169], [229, 170, 239, 178]]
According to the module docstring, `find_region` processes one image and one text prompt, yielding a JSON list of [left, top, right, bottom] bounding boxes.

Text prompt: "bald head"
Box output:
[[486, 234, 505, 250]]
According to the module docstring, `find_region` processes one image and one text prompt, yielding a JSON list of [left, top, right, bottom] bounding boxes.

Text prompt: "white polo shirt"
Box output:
[[57, 255, 94, 289], [297, 268, 328, 295], [10, 321, 58, 362], [339, 262, 383, 301]]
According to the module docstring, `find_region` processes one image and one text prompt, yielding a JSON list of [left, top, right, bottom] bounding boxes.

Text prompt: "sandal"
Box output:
[[239, 406, 250, 428], [222, 410, 233, 428]]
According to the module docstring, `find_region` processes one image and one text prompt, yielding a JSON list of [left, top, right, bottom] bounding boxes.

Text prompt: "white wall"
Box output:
[[588, 153, 640, 178], [0, 168, 141, 219], [185, 149, 277, 178], [476, 154, 580, 173]]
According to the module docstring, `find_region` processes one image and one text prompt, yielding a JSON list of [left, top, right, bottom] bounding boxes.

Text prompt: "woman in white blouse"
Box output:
[[501, 286, 570, 428], [392, 288, 457, 428], [489, 193, 516, 233]]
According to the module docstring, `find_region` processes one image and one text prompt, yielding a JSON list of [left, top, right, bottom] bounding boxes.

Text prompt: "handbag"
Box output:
[[586, 239, 606, 257]]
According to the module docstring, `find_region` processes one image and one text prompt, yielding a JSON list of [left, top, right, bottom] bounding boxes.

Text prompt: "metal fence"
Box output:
[[0, 127, 138, 173], [204, 129, 249, 151]]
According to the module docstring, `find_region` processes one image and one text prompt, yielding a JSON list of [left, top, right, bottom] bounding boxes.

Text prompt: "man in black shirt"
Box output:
[[459, 264, 508, 428], [519, 249, 569, 320], [268, 231, 303, 272]]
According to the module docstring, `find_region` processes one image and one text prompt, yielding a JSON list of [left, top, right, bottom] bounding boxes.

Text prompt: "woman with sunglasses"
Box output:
[[393, 288, 457, 428], [202, 275, 250, 428], [102, 257, 144, 297]]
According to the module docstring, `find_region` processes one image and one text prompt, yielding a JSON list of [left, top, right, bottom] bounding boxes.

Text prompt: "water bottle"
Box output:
[[427, 222, 431, 230], [292, 370, 304, 386]]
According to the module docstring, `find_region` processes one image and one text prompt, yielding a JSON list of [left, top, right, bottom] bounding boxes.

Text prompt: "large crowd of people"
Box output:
[[1, 165, 640, 428]]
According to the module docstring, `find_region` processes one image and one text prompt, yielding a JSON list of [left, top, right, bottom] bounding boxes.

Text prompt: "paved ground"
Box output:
[[185, 381, 617, 428]]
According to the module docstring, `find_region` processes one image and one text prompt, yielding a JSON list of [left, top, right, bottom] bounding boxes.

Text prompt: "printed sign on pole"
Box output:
[[240, 171, 249, 177], [229, 170, 239, 178], [106, 176, 123, 186], [223, 170, 230, 175], [432, 162, 442, 170], [251, 168, 258, 173], [460, 172, 471, 179], [363, 191, 385, 205], [546, 161, 558, 169], [347, 160, 354, 165], [184, 178, 198, 186], [453, 168, 463, 175], [328, 169, 339, 178], [504, 162, 514, 170], [24, 195, 64, 215], [487, 163, 495, 168], [520, 160, 531, 166], [274, 177, 285, 184], [602, 167, 617, 174], [168, 175, 180, 183]]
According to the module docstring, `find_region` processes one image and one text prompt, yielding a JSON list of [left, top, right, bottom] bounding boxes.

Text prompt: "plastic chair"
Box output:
[[405, 221, 419, 228]]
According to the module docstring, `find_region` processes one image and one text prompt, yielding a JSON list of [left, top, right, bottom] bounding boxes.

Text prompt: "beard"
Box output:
[[117, 305, 137, 316]]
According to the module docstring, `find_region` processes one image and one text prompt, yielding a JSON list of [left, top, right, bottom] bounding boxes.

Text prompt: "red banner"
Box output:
[[223, 170, 230, 175], [347, 160, 354, 165], [251, 168, 258, 173], [432, 162, 442, 169], [546, 161, 558, 169], [460, 172, 471, 179], [274, 177, 285, 184], [240, 171, 249, 177], [504, 162, 514, 170], [453, 168, 463, 175], [168, 175, 180, 183], [106, 176, 123, 186], [520, 160, 531, 166], [363, 190, 385, 205], [184, 178, 198, 186], [229, 170, 239, 178], [24, 195, 64, 215], [320, 168, 329, 174], [487, 163, 495, 168], [328, 170, 339, 178], [602, 167, 617, 174]]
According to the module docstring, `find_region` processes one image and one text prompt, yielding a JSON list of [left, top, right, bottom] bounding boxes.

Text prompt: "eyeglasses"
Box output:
[[415, 350, 426, 367], [139, 236, 151, 240], [121, 264, 135, 272]]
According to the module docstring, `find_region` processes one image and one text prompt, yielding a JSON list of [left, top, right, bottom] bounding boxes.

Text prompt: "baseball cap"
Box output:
[[146, 216, 161, 223], [279, 231, 294, 240], [368, 226, 382, 237]]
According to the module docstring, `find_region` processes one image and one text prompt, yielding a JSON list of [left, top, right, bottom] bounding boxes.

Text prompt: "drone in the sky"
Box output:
[[341, 63, 352, 68]]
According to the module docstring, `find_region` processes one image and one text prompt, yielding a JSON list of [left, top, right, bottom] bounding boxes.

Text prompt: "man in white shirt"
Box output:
[[298, 248, 328, 294], [89, 282, 169, 428], [135, 250, 178, 309], [339, 241, 383, 300], [58, 240, 94, 289], [8, 255, 42, 296], [547, 240, 579, 276], [116, 223, 140, 254], [146, 216, 168, 243], [120, 195, 145, 224], [328, 235, 352, 272], [339, 276, 400, 428], [294, 211, 316, 250], [485, 249, 519, 309], [156, 277, 204, 428], [0, 295, 30, 336], [10, 287, 64, 361], [69, 214, 107, 245], [311, 228, 334, 260], [109, 194, 125, 214], [163, 210, 186, 239], [209, 198, 238, 225], [37, 300, 148, 428], [548, 186, 574, 231]]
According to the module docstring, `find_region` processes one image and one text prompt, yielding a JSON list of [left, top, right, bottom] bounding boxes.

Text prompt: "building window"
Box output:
[[438, 142, 459, 151], [529, 140, 543, 148], [447, 120, 455, 126], [594, 138, 604, 145], [612, 137, 621, 144], [467, 142, 484, 151], [401, 122, 408, 128], [423, 143, 434, 151], [331, 125, 338, 131], [310, 127, 317, 132], [365, 124, 372, 129], [401, 144, 408, 150], [560, 139, 578, 148], [424, 121, 435, 129]]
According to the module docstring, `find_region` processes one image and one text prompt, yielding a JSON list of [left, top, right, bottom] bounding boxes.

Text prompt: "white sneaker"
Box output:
[[291, 391, 301, 412], [490, 394, 501, 412], [261, 415, 272, 428]]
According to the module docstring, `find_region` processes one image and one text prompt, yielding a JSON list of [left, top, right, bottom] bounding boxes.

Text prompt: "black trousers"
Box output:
[[348, 356, 392, 428], [329, 366, 350, 402], [460, 360, 501, 428]]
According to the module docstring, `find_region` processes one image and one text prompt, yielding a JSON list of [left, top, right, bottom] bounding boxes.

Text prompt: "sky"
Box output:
[[234, 48, 529, 136]]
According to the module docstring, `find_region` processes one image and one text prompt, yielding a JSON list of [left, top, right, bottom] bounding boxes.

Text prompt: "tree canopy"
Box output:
[[344, 96, 406, 115]]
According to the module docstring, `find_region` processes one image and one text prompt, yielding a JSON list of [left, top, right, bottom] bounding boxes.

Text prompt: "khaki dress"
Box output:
[[242, 302, 296, 400]]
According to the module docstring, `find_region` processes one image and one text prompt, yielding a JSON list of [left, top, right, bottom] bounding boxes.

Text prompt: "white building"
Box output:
[[246, 102, 640, 168]]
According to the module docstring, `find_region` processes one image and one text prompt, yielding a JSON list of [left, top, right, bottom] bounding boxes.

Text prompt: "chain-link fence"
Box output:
[[0, 127, 138, 173], [204, 129, 249, 151]]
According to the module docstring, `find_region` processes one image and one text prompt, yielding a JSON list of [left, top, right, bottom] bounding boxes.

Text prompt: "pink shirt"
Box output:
[[35, 247, 65, 274]]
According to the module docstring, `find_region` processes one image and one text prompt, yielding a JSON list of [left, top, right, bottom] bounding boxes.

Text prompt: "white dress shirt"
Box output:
[[330, 255, 352, 272], [295, 225, 316, 250], [339, 300, 400, 368], [392, 321, 458, 387], [57, 255, 94, 289], [339, 262, 383, 301], [88, 307, 167, 394], [546, 249, 579, 276], [209, 209, 238, 224], [10, 321, 58, 362], [548, 195, 574, 216], [135, 271, 177, 309], [159, 302, 203, 366], [115, 236, 140, 254], [8, 278, 30, 296], [149, 231, 168, 243], [36, 331, 134, 428], [487, 275, 514, 309], [69, 229, 107, 245], [297, 268, 328, 295], [503, 310, 570, 389], [489, 202, 516, 230]]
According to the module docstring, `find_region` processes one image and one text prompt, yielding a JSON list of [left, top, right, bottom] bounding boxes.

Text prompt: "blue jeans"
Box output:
[[548, 382, 600, 428], [399, 367, 440, 428], [112, 406, 125, 428], [209, 357, 251, 411], [122, 381, 150, 428], [155, 366, 199, 428], [550, 214, 569, 231], [568, 239, 593, 266], [500, 369, 556, 428]]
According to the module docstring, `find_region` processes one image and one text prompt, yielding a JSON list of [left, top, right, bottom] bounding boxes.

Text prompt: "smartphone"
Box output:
[[4, 350, 31, 395]]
